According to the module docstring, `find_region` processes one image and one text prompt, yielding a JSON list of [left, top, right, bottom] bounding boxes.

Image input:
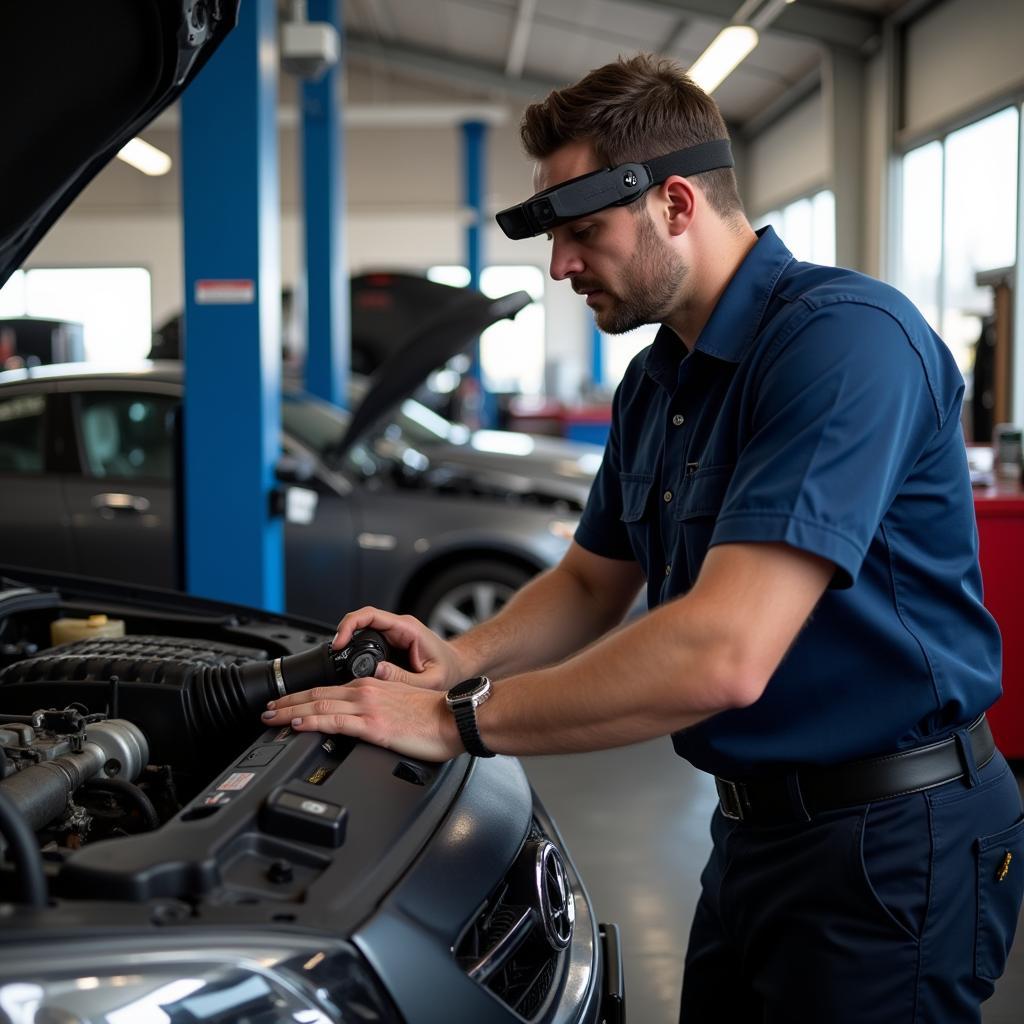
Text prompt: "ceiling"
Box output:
[[336, 0, 913, 132]]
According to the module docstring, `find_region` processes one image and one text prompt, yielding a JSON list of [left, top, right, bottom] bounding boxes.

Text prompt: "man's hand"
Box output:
[[334, 607, 465, 691], [260, 677, 463, 762]]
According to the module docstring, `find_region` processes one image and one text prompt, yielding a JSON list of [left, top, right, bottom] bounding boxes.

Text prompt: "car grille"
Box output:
[[453, 825, 570, 1021]]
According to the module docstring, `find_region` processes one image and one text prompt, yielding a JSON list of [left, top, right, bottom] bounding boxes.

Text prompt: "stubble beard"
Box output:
[[594, 211, 687, 335]]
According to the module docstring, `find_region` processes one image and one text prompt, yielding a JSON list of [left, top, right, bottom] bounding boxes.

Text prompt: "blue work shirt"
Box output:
[[575, 227, 1002, 777]]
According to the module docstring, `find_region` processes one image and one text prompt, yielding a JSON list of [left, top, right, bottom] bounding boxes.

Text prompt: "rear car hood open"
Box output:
[[338, 279, 531, 454]]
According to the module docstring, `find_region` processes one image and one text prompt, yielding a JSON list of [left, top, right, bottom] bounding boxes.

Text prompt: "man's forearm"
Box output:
[[450, 562, 633, 681], [474, 592, 747, 754]]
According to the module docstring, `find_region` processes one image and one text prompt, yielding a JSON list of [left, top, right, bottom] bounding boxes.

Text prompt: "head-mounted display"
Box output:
[[495, 139, 734, 240]]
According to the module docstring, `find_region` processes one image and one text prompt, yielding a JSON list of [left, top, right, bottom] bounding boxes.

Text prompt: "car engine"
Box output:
[[0, 573, 612, 1024]]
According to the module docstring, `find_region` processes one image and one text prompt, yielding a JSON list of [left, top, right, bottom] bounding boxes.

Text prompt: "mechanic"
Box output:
[[262, 54, 1024, 1021]]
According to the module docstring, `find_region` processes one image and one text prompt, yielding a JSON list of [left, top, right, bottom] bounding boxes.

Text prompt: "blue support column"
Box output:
[[180, 0, 284, 612], [303, 0, 348, 407], [462, 120, 496, 427], [590, 319, 605, 391]]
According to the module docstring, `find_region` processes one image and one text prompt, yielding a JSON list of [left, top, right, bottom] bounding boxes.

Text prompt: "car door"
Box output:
[[0, 383, 77, 571], [281, 437, 363, 625], [60, 382, 178, 588]]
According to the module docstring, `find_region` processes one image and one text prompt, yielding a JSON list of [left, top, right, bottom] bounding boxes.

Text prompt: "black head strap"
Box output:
[[495, 138, 734, 239]]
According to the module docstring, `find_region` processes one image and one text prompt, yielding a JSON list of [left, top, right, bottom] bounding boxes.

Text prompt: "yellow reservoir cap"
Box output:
[[50, 615, 126, 647]]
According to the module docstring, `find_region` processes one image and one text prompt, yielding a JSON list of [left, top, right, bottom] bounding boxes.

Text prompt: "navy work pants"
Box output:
[[680, 751, 1024, 1022]]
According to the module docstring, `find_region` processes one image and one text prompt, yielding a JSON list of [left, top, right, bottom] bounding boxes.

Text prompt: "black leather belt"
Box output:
[[715, 715, 995, 825]]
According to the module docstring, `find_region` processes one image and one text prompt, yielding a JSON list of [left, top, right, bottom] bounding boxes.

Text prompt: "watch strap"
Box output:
[[452, 699, 496, 758]]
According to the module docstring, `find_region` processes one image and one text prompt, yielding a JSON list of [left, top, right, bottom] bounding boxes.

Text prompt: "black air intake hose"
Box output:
[[184, 629, 397, 736]]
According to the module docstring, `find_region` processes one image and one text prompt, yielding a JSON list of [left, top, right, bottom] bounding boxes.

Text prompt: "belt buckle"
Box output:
[[716, 778, 745, 821]]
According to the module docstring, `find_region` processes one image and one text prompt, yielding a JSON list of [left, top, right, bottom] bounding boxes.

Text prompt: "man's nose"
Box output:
[[549, 238, 584, 282]]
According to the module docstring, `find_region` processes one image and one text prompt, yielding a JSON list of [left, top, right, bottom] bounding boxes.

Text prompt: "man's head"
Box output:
[[518, 54, 747, 336]]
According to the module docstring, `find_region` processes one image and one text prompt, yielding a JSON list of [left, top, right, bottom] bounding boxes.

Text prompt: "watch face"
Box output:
[[448, 676, 489, 701]]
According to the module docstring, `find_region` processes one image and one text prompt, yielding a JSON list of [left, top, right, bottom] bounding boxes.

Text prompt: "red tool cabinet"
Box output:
[[975, 482, 1024, 759]]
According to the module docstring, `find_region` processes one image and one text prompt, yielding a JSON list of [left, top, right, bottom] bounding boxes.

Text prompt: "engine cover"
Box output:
[[0, 635, 269, 771]]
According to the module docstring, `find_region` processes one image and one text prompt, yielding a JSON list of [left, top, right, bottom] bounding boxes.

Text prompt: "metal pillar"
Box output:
[[180, 0, 284, 611], [462, 119, 496, 427], [590, 319, 605, 391], [824, 47, 866, 271], [303, 0, 348, 407]]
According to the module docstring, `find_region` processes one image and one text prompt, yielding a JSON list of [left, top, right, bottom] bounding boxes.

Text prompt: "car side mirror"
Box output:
[[275, 452, 316, 484], [272, 454, 319, 525]]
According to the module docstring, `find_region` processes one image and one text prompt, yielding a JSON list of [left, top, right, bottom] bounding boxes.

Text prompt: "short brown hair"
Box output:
[[521, 53, 743, 219]]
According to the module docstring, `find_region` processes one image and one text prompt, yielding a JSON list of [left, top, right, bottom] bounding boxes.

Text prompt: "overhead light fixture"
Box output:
[[687, 24, 759, 94], [116, 138, 172, 176]]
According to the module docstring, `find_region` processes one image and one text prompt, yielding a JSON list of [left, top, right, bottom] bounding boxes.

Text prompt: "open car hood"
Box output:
[[350, 272, 526, 374], [0, 0, 239, 289], [338, 275, 531, 453]]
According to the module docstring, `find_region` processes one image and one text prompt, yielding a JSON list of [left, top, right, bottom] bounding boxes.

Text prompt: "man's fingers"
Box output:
[[333, 608, 430, 661], [265, 684, 343, 712], [291, 712, 370, 740], [376, 659, 407, 684], [333, 606, 402, 649]]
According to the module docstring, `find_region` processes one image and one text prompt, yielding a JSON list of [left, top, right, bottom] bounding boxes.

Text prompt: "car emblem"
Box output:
[[535, 841, 575, 950], [623, 170, 638, 188]]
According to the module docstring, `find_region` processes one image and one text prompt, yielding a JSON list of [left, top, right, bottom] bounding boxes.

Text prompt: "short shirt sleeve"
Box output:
[[710, 301, 944, 588], [574, 381, 637, 561]]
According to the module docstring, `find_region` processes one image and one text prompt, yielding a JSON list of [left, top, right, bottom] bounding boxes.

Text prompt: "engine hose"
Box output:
[[188, 629, 399, 734], [83, 778, 160, 832], [0, 787, 47, 907]]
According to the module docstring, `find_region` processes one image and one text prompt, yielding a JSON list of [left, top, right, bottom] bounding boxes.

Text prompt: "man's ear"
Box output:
[[661, 175, 696, 238]]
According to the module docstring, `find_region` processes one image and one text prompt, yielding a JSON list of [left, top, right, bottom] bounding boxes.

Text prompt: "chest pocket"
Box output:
[[619, 472, 654, 574], [673, 464, 734, 580]]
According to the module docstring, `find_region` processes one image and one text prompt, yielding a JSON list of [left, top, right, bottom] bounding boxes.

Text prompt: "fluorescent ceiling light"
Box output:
[[116, 138, 172, 176], [687, 25, 759, 94]]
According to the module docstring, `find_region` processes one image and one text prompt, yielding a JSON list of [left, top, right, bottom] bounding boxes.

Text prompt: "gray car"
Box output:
[[0, 361, 599, 635]]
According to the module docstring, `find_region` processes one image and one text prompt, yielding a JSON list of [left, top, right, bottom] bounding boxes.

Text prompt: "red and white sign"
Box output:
[[195, 279, 255, 305], [218, 772, 255, 792]]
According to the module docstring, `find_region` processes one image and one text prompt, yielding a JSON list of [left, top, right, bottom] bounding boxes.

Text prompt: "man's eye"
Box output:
[[573, 226, 594, 241]]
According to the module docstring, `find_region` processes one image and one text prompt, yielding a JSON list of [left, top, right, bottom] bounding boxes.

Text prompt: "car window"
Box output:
[[76, 392, 177, 481], [281, 392, 349, 456], [0, 393, 46, 474]]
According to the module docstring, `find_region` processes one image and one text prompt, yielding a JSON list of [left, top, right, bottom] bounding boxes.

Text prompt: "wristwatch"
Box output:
[[445, 676, 496, 758]]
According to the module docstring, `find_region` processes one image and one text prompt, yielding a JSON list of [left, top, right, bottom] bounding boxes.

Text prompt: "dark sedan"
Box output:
[[0, 362, 598, 635]]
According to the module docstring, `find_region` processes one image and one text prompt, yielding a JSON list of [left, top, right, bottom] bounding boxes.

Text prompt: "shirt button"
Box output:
[[663, 490, 673, 503], [672, 414, 684, 426], [664, 564, 672, 576]]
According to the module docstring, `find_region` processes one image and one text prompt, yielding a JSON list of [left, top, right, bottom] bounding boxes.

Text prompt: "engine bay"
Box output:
[[0, 573, 469, 928]]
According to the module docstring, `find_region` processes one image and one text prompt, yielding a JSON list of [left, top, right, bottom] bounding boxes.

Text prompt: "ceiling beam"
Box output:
[[506, 0, 538, 78], [739, 65, 822, 139], [346, 31, 561, 99], [617, 0, 881, 51]]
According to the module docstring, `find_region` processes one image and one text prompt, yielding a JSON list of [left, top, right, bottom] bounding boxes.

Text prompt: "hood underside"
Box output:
[[0, 0, 239, 289]]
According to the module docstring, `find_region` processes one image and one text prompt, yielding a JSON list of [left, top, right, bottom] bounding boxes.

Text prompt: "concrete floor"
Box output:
[[523, 741, 1024, 1024]]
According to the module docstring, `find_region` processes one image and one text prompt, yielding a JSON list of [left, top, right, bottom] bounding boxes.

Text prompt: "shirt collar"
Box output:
[[644, 226, 794, 388]]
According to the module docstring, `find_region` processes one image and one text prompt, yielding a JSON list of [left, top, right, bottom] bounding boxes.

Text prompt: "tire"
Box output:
[[411, 560, 533, 639]]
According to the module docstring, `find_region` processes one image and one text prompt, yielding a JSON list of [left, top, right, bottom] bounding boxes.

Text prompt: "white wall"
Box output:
[[903, 0, 1024, 140], [744, 93, 827, 217]]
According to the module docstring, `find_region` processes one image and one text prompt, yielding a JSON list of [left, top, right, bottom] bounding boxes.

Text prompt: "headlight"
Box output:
[[548, 519, 579, 541], [0, 935, 400, 1024]]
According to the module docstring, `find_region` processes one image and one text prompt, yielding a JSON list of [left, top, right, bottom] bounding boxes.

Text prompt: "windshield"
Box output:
[[281, 390, 463, 464]]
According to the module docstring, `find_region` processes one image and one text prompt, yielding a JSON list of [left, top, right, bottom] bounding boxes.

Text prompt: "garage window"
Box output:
[[752, 189, 836, 266], [0, 268, 152, 363], [427, 265, 546, 395], [898, 107, 1019, 377]]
